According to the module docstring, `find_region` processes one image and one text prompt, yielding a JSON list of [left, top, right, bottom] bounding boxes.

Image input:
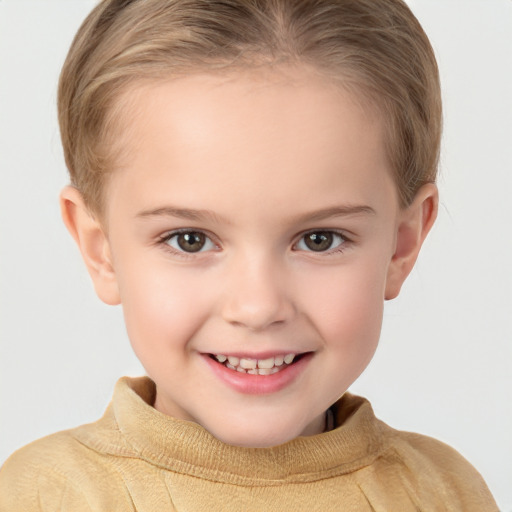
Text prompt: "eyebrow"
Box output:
[[136, 204, 375, 224], [294, 205, 376, 223], [136, 206, 227, 223]]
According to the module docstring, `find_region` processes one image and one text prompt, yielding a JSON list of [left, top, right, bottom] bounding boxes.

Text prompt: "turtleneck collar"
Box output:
[[76, 376, 388, 485]]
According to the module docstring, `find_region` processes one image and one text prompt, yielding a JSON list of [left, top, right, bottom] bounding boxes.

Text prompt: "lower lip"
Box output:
[[203, 353, 312, 395]]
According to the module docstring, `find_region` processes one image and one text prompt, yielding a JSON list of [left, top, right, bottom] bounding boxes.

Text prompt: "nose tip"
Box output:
[[221, 264, 296, 331], [223, 301, 291, 332]]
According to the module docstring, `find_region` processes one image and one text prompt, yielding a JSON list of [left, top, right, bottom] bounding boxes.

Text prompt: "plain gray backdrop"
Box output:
[[1, 0, 511, 509]]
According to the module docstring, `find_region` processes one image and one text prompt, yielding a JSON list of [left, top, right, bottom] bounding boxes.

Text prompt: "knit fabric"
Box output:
[[0, 377, 498, 511]]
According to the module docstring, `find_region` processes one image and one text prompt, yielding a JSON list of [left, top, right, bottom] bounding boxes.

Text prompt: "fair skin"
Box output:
[[61, 67, 437, 448]]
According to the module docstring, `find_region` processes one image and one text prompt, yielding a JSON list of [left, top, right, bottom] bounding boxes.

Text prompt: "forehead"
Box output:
[[106, 67, 397, 219]]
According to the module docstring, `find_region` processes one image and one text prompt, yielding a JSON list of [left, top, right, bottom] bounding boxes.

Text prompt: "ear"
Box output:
[[60, 186, 121, 305], [385, 183, 438, 300]]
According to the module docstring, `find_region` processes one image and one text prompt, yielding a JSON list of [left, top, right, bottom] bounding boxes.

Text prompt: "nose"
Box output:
[[221, 253, 296, 331]]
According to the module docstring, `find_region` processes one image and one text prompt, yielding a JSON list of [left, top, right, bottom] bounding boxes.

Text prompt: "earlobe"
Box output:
[[385, 183, 438, 300], [59, 186, 121, 306]]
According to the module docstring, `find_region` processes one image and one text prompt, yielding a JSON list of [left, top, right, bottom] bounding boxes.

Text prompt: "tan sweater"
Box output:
[[0, 377, 497, 511]]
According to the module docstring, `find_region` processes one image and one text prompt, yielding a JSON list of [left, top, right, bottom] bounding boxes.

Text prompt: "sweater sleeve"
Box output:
[[0, 444, 94, 512], [391, 431, 499, 511]]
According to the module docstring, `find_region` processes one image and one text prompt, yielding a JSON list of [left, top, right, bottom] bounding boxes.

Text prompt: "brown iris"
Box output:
[[176, 232, 206, 252], [304, 232, 334, 252]]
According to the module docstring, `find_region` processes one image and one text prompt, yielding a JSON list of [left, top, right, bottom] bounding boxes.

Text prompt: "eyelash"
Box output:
[[294, 230, 350, 255], [157, 228, 352, 258], [157, 229, 219, 259]]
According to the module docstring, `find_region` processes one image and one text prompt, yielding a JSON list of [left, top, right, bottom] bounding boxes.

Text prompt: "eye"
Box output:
[[164, 231, 216, 253], [296, 231, 346, 252]]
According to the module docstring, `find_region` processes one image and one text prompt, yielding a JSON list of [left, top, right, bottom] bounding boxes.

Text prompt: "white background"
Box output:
[[1, 0, 511, 509]]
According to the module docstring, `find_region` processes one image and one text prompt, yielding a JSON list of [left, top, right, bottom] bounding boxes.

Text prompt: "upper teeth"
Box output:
[[215, 353, 296, 371]]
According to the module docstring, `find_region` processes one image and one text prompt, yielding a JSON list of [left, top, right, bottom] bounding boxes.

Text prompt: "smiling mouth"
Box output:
[[209, 353, 305, 375]]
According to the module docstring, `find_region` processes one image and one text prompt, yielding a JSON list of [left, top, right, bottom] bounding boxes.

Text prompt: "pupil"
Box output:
[[306, 232, 332, 252], [178, 232, 205, 252]]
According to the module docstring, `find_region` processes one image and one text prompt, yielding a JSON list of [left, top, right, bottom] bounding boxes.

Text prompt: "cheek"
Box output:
[[299, 261, 387, 351], [115, 257, 212, 358]]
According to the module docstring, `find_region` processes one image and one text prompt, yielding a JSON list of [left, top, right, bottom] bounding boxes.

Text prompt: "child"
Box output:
[[0, 0, 499, 509]]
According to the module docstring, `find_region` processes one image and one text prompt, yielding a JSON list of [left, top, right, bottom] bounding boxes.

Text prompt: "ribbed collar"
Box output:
[[76, 376, 389, 485]]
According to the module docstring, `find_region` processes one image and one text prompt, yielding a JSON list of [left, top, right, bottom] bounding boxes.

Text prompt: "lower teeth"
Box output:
[[225, 363, 283, 375]]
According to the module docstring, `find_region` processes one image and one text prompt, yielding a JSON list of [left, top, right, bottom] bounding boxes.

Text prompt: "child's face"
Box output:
[[78, 68, 424, 447]]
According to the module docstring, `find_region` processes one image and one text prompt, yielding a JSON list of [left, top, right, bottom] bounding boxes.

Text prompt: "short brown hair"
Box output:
[[58, 0, 442, 212]]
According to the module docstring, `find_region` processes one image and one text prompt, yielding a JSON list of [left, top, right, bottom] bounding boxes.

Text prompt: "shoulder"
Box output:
[[380, 426, 498, 510], [391, 428, 484, 480], [0, 423, 134, 511], [0, 430, 90, 510], [334, 394, 498, 510]]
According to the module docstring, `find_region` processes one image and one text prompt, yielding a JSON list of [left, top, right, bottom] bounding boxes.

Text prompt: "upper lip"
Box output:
[[204, 350, 308, 359]]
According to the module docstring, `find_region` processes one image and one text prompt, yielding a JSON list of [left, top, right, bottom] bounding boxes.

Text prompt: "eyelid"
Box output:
[[156, 227, 352, 257], [293, 229, 351, 253], [157, 228, 220, 255]]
